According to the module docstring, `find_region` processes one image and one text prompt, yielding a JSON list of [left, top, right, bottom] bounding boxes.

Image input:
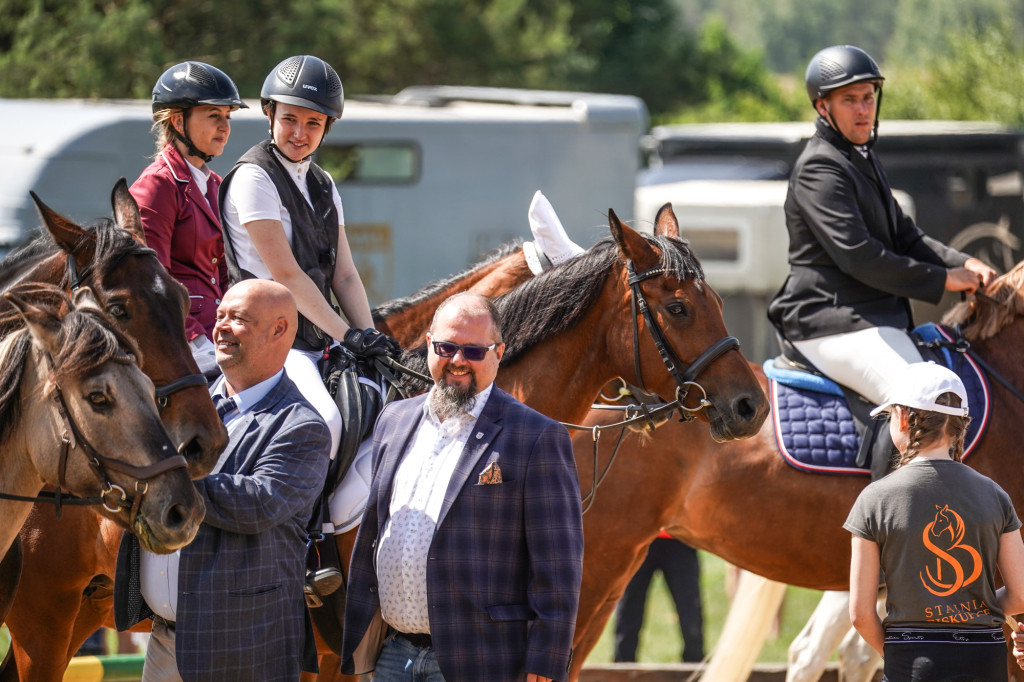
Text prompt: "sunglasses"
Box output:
[[430, 340, 498, 361]]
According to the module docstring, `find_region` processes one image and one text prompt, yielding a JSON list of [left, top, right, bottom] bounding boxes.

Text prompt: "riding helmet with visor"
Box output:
[[805, 45, 884, 146], [261, 55, 344, 120], [151, 61, 247, 161], [805, 45, 884, 102]]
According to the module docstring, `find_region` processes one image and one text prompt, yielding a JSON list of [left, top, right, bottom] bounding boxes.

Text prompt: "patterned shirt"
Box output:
[[376, 383, 494, 634]]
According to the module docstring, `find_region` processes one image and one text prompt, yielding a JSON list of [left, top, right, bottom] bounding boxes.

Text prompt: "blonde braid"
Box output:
[[894, 392, 970, 467]]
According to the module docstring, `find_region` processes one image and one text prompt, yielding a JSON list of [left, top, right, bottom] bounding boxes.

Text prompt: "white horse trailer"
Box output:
[[0, 87, 647, 303]]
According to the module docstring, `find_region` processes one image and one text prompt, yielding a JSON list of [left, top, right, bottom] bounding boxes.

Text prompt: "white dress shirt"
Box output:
[[138, 370, 284, 621], [375, 383, 493, 634]]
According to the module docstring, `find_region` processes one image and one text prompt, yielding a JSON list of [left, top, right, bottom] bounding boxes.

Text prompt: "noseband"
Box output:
[[627, 260, 740, 421], [0, 354, 188, 523], [66, 248, 208, 408], [49, 379, 188, 523]]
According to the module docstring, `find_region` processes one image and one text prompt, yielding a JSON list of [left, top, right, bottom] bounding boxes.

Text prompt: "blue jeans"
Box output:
[[372, 633, 447, 682]]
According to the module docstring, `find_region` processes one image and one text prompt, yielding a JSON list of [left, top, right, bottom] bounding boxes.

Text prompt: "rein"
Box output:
[[569, 261, 742, 513], [627, 261, 740, 419], [0, 354, 188, 520], [920, 325, 1024, 406], [373, 259, 743, 514], [66, 247, 208, 407]]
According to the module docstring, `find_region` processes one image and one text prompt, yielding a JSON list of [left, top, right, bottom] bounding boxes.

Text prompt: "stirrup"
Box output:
[[304, 566, 343, 607]]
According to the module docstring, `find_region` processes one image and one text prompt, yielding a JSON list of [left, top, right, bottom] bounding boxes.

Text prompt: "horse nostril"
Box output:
[[163, 502, 189, 532], [734, 395, 757, 422], [179, 436, 203, 463]]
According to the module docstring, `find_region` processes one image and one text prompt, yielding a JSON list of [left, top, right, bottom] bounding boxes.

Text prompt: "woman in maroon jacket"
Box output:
[[130, 61, 247, 374]]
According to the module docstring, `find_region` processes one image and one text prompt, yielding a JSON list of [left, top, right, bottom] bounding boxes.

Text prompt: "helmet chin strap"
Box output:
[[173, 112, 213, 163]]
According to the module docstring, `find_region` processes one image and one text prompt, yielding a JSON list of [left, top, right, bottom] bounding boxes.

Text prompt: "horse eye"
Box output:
[[107, 304, 128, 319], [666, 302, 688, 317], [88, 391, 110, 407]]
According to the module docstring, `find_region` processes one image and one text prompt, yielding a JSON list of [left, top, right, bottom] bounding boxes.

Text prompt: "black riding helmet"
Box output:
[[152, 61, 247, 162], [261, 55, 344, 119], [805, 45, 885, 146]]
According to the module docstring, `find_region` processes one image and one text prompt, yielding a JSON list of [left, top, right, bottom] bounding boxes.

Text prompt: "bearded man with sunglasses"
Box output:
[[341, 292, 584, 682]]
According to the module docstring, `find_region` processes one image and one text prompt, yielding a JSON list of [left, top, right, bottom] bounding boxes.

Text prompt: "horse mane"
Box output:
[[0, 217, 151, 293], [0, 283, 140, 445], [372, 240, 523, 323], [496, 233, 704, 365], [942, 260, 1024, 341], [0, 331, 32, 444]]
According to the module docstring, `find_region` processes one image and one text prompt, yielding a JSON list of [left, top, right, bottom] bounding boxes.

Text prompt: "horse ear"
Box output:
[[31, 191, 87, 252], [4, 288, 63, 353], [111, 178, 147, 246], [653, 203, 680, 239], [609, 209, 659, 271], [71, 286, 103, 314]]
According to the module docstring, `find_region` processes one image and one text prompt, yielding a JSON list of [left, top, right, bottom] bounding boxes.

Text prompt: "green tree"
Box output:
[[0, 0, 164, 98], [885, 17, 1024, 128]]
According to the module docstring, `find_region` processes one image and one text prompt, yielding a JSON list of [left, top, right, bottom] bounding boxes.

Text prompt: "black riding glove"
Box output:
[[342, 327, 402, 360]]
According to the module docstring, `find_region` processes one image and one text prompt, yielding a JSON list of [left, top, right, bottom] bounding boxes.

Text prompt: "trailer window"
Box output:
[[317, 142, 419, 184]]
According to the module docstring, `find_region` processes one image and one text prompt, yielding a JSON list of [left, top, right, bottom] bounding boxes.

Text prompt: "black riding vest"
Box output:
[[219, 140, 339, 351]]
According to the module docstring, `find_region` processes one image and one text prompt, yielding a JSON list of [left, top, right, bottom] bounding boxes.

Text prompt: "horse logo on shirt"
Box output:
[[920, 505, 982, 597]]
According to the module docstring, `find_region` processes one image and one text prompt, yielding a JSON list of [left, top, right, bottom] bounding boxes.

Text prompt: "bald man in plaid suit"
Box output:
[[341, 293, 584, 682], [114, 280, 331, 681]]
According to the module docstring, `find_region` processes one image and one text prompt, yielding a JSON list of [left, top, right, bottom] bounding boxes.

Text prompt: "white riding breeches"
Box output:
[[284, 348, 342, 460], [791, 326, 923, 405]]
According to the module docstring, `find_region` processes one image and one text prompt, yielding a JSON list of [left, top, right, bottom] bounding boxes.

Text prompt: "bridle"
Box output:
[[0, 352, 189, 522], [568, 260, 742, 512], [0, 245, 201, 516], [65, 246, 209, 407], [626, 260, 740, 420]]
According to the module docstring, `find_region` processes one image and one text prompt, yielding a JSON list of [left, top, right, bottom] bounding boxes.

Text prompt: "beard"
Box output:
[[431, 374, 478, 421]]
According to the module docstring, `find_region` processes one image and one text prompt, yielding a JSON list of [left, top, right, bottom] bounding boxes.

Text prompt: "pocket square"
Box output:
[[477, 461, 503, 485]]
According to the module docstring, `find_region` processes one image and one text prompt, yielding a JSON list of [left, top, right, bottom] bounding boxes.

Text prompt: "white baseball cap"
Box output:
[[870, 362, 969, 418]]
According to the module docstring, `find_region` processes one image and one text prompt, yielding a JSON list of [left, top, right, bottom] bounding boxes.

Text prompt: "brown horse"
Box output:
[[0, 283, 205, 558], [566, 261, 1024, 679], [0, 181, 227, 679], [1, 239, 534, 681], [7, 205, 770, 680], [314, 205, 769, 679]]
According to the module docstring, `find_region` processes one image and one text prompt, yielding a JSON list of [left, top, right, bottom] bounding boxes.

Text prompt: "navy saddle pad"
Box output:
[[764, 324, 991, 476]]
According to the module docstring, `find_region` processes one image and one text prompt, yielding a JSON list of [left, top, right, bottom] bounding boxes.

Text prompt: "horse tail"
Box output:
[[702, 569, 788, 682]]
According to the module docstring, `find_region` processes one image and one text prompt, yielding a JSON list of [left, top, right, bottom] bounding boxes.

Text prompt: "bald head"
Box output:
[[430, 292, 502, 342], [214, 280, 298, 393]]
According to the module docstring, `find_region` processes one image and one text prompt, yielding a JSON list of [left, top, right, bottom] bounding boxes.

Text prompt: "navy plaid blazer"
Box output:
[[341, 387, 584, 681], [114, 371, 331, 681]]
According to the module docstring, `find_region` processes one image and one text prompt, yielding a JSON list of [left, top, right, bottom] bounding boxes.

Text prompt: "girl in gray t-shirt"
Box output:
[[844, 363, 1024, 681]]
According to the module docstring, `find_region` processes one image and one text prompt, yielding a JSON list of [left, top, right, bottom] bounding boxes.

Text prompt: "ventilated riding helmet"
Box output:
[[805, 45, 884, 103], [261, 55, 344, 119], [152, 61, 247, 113]]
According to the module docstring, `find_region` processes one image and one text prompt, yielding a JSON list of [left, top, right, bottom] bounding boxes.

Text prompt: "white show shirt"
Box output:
[[375, 383, 494, 634], [138, 370, 284, 621], [184, 158, 213, 210], [221, 146, 345, 280]]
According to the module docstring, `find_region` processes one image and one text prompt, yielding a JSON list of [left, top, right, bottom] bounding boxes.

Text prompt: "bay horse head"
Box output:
[[17, 180, 228, 477], [0, 284, 203, 555], [493, 203, 768, 441], [608, 203, 768, 440]]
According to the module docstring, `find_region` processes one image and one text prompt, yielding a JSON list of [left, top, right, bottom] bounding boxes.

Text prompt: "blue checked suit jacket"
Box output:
[[114, 371, 331, 681], [341, 387, 584, 681]]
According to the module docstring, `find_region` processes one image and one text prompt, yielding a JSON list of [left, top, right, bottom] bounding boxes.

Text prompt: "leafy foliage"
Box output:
[[0, 0, 780, 118]]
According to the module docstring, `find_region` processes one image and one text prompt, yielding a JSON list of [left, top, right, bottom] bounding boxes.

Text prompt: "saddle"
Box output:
[[764, 323, 991, 478]]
